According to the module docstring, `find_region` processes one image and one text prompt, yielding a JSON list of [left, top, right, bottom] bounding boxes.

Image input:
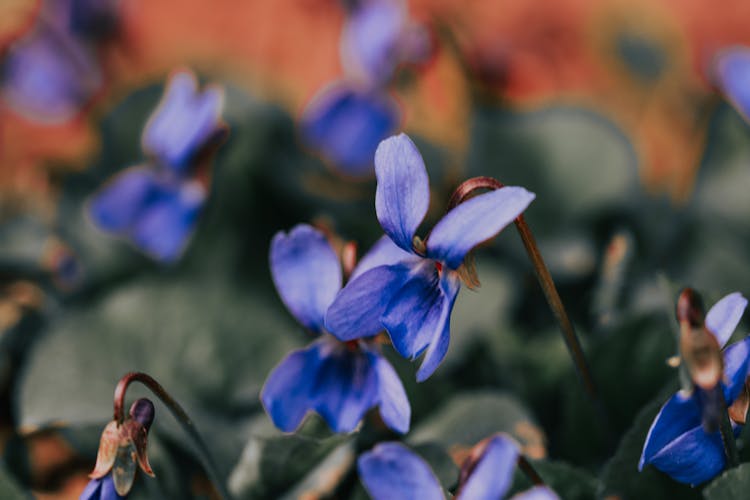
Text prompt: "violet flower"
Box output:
[[714, 46, 750, 124], [261, 224, 410, 434], [358, 435, 558, 500], [639, 292, 750, 485], [325, 134, 535, 381], [88, 70, 225, 263]]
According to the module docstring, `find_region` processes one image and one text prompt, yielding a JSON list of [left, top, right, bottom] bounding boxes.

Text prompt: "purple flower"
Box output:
[[639, 292, 750, 485], [2, 0, 102, 124], [299, 83, 400, 177], [260, 224, 410, 434], [69, 0, 120, 40], [714, 46, 750, 124], [357, 435, 559, 500], [80, 475, 124, 500], [88, 70, 224, 263], [325, 134, 535, 381]]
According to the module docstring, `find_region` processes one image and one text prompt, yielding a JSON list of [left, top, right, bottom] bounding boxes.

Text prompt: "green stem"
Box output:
[[114, 372, 231, 499]]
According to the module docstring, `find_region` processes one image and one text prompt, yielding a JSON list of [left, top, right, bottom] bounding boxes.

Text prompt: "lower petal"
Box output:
[[372, 352, 411, 434], [649, 425, 726, 485], [458, 434, 518, 500], [357, 442, 444, 500], [88, 167, 155, 234], [639, 392, 702, 470], [415, 273, 461, 382]]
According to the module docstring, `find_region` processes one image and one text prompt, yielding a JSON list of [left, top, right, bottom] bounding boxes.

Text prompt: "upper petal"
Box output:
[[357, 442, 444, 500], [312, 345, 380, 433], [371, 350, 411, 434], [88, 167, 156, 234], [142, 70, 224, 172], [458, 434, 518, 500], [351, 235, 419, 281], [723, 335, 750, 404], [375, 134, 430, 252], [131, 180, 205, 263], [270, 224, 342, 332], [706, 292, 747, 347], [325, 263, 413, 341], [427, 187, 535, 270], [639, 392, 702, 470], [260, 342, 324, 432], [300, 83, 400, 177], [714, 47, 750, 123]]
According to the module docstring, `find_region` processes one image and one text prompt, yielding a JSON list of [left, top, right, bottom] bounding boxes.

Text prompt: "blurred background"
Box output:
[[3, 0, 750, 498]]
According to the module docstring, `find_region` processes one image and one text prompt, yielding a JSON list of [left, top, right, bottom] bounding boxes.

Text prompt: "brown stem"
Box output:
[[114, 372, 231, 499], [448, 177, 601, 407], [517, 455, 545, 486]]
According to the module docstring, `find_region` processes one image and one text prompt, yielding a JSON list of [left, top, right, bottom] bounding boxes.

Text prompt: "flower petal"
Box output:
[[351, 235, 419, 281], [260, 343, 323, 432], [131, 180, 205, 263], [706, 292, 747, 347], [382, 262, 443, 360], [415, 272, 461, 382], [458, 434, 518, 500], [313, 345, 379, 433], [372, 351, 411, 434], [325, 263, 413, 341], [375, 133, 430, 252], [88, 167, 156, 234], [142, 71, 224, 172], [639, 392, 702, 470], [510, 486, 560, 500], [300, 83, 400, 177], [358, 442, 444, 500], [723, 336, 750, 404], [270, 224, 342, 332], [427, 187, 535, 269], [100, 473, 124, 499], [714, 47, 750, 123], [80, 478, 103, 500], [648, 424, 726, 485]]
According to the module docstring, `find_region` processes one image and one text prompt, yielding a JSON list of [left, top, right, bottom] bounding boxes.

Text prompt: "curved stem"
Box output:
[[114, 372, 232, 500], [517, 456, 545, 486], [448, 177, 602, 410]]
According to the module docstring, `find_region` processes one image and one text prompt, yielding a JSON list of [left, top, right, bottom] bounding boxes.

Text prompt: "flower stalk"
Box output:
[[114, 372, 231, 499]]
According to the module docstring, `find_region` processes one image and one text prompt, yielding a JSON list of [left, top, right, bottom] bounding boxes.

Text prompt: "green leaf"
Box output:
[[0, 465, 27, 499], [703, 463, 750, 500]]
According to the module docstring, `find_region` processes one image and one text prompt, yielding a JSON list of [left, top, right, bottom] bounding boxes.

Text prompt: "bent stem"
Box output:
[[114, 372, 231, 500], [448, 177, 604, 416]]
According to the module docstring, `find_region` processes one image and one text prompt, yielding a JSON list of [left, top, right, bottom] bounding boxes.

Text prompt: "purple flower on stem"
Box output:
[[261, 224, 410, 434], [325, 134, 535, 381], [88, 70, 225, 263], [639, 292, 750, 485], [80, 475, 123, 500], [357, 435, 558, 500], [713, 46, 750, 124]]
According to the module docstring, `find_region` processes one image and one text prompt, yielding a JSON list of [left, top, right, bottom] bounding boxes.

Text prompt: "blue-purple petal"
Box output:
[[351, 235, 418, 281], [372, 351, 411, 433], [639, 392, 702, 470], [705, 292, 747, 348], [415, 272, 461, 382], [131, 180, 205, 263], [142, 71, 224, 172], [458, 434, 519, 500], [510, 486, 560, 500], [341, 0, 406, 85], [325, 263, 413, 341], [358, 442, 444, 500], [260, 343, 323, 432], [374, 133, 430, 252], [269, 225, 342, 332], [647, 423, 726, 485], [80, 475, 124, 500], [300, 83, 400, 177], [722, 336, 750, 404], [88, 167, 157, 234], [714, 47, 750, 123], [426, 187, 535, 270]]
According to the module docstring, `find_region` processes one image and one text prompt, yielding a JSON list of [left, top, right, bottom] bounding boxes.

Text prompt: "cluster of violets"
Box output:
[[7, 1, 750, 499], [2, 0, 119, 123]]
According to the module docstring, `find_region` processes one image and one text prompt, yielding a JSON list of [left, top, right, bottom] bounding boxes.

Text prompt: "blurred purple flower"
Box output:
[[358, 435, 559, 500], [639, 292, 750, 485], [69, 0, 120, 40], [80, 475, 123, 500], [325, 134, 535, 381], [261, 224, 410, 434], [714, 46, 750, 124], [88, 70, 225, 263], [1, 0, 103, 124]]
